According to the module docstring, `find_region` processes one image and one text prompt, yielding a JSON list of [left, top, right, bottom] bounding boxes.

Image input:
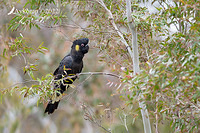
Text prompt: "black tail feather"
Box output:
[[44, 100, 60, 114], [44, 85, 68, 114]]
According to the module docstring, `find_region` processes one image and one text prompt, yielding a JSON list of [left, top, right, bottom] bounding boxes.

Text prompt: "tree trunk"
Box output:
[[126, 0, 152, 133]]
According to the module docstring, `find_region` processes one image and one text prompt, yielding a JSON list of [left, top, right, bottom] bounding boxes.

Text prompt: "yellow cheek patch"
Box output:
[[75, 45, 79, 51]]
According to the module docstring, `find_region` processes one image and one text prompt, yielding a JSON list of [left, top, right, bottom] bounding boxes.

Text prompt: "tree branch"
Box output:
[[1, 71, 121, 94], [55, 71, 122, 82], [97, 0, 133, 59], [1, 80, 39, 92], [81, 103, 112, 133], [78, 72, 122, 79], [126, 0, 139, 74]]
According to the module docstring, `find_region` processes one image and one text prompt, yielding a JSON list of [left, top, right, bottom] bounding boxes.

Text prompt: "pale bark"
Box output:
[[126, 0, 152, 133]]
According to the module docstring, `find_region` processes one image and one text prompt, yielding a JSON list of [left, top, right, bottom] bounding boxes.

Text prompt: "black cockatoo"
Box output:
[[45, 38, 89, 114]]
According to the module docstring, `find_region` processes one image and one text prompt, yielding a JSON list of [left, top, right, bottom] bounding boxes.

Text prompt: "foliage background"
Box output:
[[0, 0, 199, 133]]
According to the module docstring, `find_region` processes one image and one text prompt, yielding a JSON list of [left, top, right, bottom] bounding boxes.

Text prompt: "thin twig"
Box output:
[[78, 72, 122, 79], [155, 96, 159, 133], [1, 80, 39, 91], [81, 103, 112, 133], [55, 71, 123, 82], [71, 19, 117, 35], [124, 114, 129, 133], [97, 0, 133, 59], [21, 53, 27, 65]]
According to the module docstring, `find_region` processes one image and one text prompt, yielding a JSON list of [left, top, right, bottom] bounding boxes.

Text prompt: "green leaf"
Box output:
[[29, 71, 35, 80]]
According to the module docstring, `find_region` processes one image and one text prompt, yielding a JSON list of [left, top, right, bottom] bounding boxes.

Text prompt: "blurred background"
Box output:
[[0, 1, 140, 133], [1, 0, 199, 133]]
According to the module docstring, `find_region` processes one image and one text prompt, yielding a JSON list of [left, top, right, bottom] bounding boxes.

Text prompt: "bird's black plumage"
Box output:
[[45, 38, 89, 114]]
